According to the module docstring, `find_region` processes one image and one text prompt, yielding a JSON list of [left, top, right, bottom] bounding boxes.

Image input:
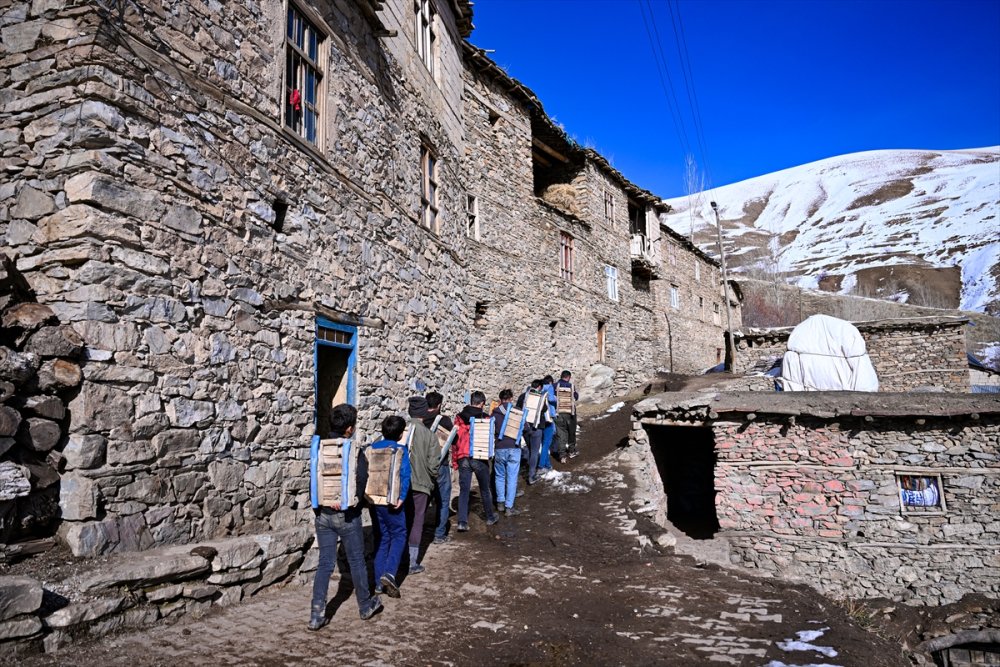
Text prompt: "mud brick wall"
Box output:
[[713, 415, 1000, 605]]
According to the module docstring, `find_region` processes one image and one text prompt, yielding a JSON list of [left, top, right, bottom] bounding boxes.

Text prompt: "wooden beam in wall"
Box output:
[[532, 149, 552, 167], [532, 137, 570, 163]]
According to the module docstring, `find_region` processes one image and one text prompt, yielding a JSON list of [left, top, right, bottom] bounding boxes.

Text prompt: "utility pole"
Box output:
[[712, 201, 737, 371]]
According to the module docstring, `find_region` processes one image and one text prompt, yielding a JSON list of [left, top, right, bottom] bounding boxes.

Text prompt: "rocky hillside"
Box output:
[[662, 147, 1000, 315]]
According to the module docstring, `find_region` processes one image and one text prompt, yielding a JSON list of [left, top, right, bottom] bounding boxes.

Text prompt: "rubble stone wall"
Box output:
[[865, 324, 969, 392], [461, 69, 667, 396], [733, 321, 970, 392], [1, 0, 732, 561], [712, 415, 1000, 604], [2, 0, 474, 556], [655, 237, 734, 373]]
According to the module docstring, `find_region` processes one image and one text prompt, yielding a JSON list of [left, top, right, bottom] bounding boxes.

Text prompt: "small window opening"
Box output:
[[597, 321, 607, 363], [272, 199, 288, 232], [474, 301, 489, 327], [897, 473, 945, 513], [488, 110, 501, 126]]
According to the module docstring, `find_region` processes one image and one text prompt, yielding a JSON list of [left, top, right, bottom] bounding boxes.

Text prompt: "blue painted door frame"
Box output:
[[314, 318, 358, 424]]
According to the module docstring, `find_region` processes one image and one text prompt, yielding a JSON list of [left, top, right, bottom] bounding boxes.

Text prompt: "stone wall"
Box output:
[[1, 0, 732, 560], [1, 0, 475, 556], [632, 392, 1000, 605], [0, 257, 84, 562], [0, 526, 311, 655], [732, 317, 971, 392], [656, 234, 737, 373]]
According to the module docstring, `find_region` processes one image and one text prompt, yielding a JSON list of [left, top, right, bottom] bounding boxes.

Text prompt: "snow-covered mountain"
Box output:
[[662, 148, 1000, 314]]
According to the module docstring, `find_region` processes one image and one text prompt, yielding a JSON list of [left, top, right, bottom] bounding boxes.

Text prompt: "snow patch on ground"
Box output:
[[770, 626, 839, 662], [539, 469, 595, 494], [606, 402, 625, 413]]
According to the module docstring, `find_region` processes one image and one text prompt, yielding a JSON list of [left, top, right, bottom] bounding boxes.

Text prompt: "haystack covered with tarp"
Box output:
[[780, 314, 879, 391]]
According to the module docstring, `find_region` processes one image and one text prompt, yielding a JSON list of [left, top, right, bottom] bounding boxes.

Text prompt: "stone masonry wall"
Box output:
[[712, 415, 1000, 604], [733, 321, 970, 392], [462, 68, 662, 396], [655, 235, 734, 373], [865, 324, 969, 392], [1, 0, 474, 556], [1, 0, 729, 560]]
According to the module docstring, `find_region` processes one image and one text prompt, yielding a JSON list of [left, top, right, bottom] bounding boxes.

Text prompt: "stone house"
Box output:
[[631, 391, 1000, 605], [730, 316, 972, 392], [0, 0, 734, 557]]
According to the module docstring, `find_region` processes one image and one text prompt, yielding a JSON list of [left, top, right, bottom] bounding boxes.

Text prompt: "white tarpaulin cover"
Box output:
[[780, 314, 879, 391]]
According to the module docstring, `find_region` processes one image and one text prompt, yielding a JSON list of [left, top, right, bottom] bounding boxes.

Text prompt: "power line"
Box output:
[[663, 0, 716, 193], [637, 0, 693, 160]]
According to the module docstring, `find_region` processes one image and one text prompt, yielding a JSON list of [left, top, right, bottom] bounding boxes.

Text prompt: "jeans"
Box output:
[[523, 426, 541, 481], [373, 504, 407, 583], [434, 463, 451, 538], [539, 422, 556, 468], [457, 457, 496, 524], [494, 447, 521, 509], [555, 413, 577, 455], [408, 491, 430, 548], [311, 507, 376, 617]]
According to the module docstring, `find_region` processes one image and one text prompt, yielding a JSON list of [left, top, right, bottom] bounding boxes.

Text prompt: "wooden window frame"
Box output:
[[560, 232, 574, 282], [420, 144, 439, 233], [604, 190, 616, 225], [896, 472, 947, 515], [605, 265, 619, 301], [415, 0, 436, 76], [284, 2, 326, 147]]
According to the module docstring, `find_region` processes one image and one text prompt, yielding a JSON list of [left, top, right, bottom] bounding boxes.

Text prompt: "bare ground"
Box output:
[[18, 384, 963, 666]]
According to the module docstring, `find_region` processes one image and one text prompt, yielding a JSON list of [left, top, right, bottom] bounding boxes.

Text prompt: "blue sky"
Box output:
[[469, 0, 1000, 198]]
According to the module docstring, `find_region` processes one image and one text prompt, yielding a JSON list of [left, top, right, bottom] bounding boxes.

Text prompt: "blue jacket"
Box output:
[[368, 438, 411, 501], [543, 383, 557, 418], [556, 379, 579, 400]]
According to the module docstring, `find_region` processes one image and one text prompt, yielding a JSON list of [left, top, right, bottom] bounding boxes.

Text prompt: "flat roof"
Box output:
[[634, 390, 1000, 421]]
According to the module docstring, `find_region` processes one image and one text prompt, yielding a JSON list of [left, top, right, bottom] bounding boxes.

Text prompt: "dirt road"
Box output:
[[26, 401, 908, 666]]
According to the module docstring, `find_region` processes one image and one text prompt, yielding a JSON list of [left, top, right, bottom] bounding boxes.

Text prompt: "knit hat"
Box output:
[[407, 395, 429, 418]]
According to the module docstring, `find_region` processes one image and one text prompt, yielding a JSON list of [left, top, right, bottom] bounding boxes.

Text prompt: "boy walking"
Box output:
[[308, 404, 382, 629], [555, 370, 580, 459], [424, 391, 454, 543], [369, 415, 411, 599], [453, 391, 499, 532], [405, 396, 439, 574], [492, 389, 522, 516]]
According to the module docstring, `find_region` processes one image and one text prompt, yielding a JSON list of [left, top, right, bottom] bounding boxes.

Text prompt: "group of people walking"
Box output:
[[308, 372, 580, 629]]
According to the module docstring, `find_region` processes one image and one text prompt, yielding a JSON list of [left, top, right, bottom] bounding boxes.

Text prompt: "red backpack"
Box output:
[[452, 415, 470, 468]]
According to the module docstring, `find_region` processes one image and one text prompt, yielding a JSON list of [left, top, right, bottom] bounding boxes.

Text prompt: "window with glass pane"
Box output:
[[415, 0, 435, 74], [670, 285, 680, 309], [560, 233, 574, 282], [421, 145, 439, 233], [605, 265, 619, 301], [285, 4, 324, 146]]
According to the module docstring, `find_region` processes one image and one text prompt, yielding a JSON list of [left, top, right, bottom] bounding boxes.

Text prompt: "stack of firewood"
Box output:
[[0, 255, 83, 562]]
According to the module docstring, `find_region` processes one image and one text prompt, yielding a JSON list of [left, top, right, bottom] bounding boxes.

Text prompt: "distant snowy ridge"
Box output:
[[661, 147, 1000, 314]]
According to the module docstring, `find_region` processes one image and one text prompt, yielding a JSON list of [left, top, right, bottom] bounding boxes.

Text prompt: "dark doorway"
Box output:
[[315, 320, 357, 438], [646, 424, 719, 539]]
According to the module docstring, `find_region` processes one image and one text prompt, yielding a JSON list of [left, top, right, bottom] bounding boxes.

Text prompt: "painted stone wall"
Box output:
[[713, 414, 1000, 605]]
